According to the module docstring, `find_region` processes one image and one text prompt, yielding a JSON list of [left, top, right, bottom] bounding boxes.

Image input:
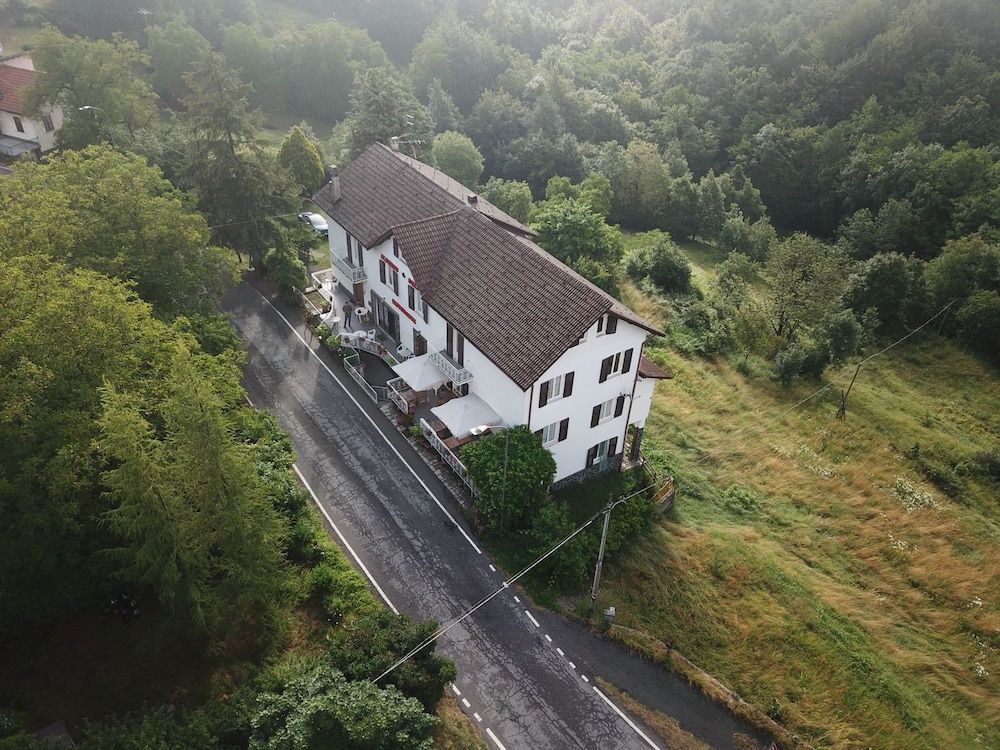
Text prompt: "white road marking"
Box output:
[[473, 712, 482, 722], [489, 564, 496, 572], [255, 291, 483, 554], [292, 464, 399, 614], [544, 634, 552, 643], [513, 595, 520, 603], [486, 728, 508, 750], [462, 698, 471, 709], [451, 684, 461, 696], [525, 611, 540, 628], [556, 647, 564, 656], [593, 685, 663, 750], [582, 675, 589, 683], [569, 661, 576, 669]]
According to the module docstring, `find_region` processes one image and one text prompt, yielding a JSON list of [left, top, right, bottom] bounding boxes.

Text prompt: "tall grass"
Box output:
[[601, 281, 999, 749]]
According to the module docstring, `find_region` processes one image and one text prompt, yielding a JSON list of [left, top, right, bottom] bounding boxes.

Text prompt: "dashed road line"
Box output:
[[582, 675, 589, 683], [451, 684, 461, 696], [544, 633, 553, 643], [486, 728, 508, 750], [594, 686, 663, 750], [556, 647, 564, 656], [473, 712, 482, 722], [292, 464, 399, 615], [254, 291, 483, 554], [525, 611, 540, 628], [462, 698, 471, 709], [569, 661, 576, 669], [489, 563, 497, 572], [513, 595, 520, 603]]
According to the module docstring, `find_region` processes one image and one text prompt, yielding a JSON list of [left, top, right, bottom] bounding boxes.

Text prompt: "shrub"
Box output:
[[773, 342, 808, 385], [461, 426, 556, 534], [647, 236, 692, 293], [263, 244, 307, 302]]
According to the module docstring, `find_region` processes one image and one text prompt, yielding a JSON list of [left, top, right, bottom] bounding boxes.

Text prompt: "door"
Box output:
[[413, 331, 427, 356]]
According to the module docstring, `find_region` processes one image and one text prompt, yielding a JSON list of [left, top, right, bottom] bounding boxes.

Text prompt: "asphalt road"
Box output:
[[225, 280, 771, 750]]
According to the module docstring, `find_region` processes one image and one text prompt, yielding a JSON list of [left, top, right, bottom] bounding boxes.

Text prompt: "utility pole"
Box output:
[[590, 495, 616, 614]]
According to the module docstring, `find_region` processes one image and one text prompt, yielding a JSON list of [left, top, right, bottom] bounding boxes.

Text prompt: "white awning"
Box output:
[[391, 353, 449, 391], [431, 393, 503, 439]]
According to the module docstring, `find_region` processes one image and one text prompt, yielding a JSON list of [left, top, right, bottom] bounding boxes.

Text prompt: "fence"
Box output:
[[419, 418, 479, 499]]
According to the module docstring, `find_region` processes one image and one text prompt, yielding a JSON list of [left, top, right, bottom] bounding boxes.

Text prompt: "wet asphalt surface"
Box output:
[[224, 280, 772, 750]]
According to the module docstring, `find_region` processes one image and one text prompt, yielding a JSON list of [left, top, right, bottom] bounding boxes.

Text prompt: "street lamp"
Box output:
[[78, 105, 117, 148]]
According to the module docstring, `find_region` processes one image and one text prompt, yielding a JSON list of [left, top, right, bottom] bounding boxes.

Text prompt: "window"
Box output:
[[346, 234, 354, 264], [407, 284, 416, 310], [598, 348, 634, 382], [390, 266, 399, 295], [595, 313, 618, 338], [42, 114, 54, 133], [379, 258, 386, 284], [392, 238, 400, 257], [13, 115, 24, 133], [591, 396, 626, 427], [421, 299, 429, 323], [538, 371, 574, 407], [535, 418, 570, 447], [586, 436, 618, 467]]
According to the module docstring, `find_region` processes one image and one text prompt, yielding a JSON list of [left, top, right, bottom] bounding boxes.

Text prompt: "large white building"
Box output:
[[312, 143, 670, 486], [0, 52, 63, 157]]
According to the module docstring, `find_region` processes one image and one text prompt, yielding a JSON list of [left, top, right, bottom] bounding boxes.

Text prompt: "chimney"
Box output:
[[327, 165, 341, 203], [467, 193, 479, 209], [389, 136, 401, 152]]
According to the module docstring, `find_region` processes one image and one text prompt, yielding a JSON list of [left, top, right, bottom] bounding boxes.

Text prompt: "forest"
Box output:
[[0, 0, 997, 748]]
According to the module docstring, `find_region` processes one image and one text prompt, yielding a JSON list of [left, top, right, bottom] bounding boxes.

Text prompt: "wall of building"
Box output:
[[528, 317, 647, 480], [327, 219, 531, 428], [630, 376, 656, 429], [0, 105, 62, 152], [324, 214, 660, 482]]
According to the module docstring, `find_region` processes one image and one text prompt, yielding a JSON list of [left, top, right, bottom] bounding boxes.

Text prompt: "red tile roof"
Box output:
[[0, 64, 35, 115]]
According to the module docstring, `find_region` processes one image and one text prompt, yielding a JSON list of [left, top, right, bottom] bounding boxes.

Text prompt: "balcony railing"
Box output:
[[386, 377, 411, 415], [331, 252, 366, 283], [429, 349, 473, 386]]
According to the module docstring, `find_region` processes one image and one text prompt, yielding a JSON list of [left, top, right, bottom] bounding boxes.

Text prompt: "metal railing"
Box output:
[[386, 377, 410, 415], [331, 252, 366, 283], [429, 349, 473, 386], [419, 417, 478, 498], [343, 347, 380, 403]]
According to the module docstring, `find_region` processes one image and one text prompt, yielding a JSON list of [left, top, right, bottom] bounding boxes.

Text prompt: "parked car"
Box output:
[[298, 212, 328, 236]]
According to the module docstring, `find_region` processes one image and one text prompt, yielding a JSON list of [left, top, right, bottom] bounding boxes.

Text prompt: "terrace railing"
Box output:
[[386, 377, 410, 415], [419, 418, 478, 498]]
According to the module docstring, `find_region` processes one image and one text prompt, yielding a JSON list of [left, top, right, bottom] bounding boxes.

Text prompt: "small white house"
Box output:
[[0, 54, 63, 157], [312, 143, 670, 487]]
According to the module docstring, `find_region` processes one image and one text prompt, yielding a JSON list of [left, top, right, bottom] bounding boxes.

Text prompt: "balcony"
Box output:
[[429, 349, 473, 386], [331, 251, 366, 284]]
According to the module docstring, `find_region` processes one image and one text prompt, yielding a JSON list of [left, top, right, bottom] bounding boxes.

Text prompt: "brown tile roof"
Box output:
[[395, 207, 661, 389], [0, 64, 35, 115], [312, 143, 532, 247], [638, 355, 673, 379], [313, 143, 663, 390]]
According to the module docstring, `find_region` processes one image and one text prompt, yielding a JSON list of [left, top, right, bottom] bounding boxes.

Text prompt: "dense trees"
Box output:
[[24, 29, 157, 148], [182, 53, 298, 266], [344, 68, 433, 159], [0, 147, 236, 317], [430, 131, 484, 188]]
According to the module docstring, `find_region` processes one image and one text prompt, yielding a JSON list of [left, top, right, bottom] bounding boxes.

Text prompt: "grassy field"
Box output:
[[592, 271, 1000, 749]]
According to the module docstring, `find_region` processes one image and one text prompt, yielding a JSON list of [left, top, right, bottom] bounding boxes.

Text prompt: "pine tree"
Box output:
[[278, 126, 326, 194]]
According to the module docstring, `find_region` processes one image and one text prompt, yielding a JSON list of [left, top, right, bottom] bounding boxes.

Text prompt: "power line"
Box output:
[[207, 212, 302, 230], [373, 500, 622, 684]]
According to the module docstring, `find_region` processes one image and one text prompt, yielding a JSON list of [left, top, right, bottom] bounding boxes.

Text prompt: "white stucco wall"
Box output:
[[630, 376, 656, 429], [528, 318, 647, 478], [0, 104, 62, 152], [325, 215, 659, 481]]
